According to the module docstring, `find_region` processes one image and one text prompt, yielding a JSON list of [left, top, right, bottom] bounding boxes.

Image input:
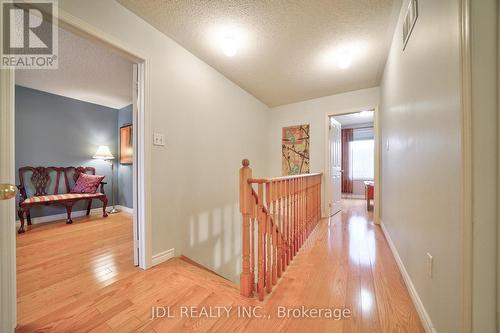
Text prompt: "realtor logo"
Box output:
[[1, 0, 58, 69]]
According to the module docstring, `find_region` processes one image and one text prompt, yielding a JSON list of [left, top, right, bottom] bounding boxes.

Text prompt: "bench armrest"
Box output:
[[99, 182, 107, 194]]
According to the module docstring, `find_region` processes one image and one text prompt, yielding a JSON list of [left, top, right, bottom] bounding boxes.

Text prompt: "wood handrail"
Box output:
[[239, 159, 322, 300]]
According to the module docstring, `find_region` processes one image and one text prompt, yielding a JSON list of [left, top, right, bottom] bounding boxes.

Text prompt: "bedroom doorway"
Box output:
[[0, 8, 150, 332], [326, 108, 380, 220]]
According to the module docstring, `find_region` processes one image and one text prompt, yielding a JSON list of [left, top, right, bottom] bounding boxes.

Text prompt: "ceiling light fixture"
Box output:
[[336, 49, 353, 69], [222, 35, 239, 57], [325, 42, 367, 70]]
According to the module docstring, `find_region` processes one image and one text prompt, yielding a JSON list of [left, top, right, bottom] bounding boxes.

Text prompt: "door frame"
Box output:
[[0, 7, 153, 332], [323, 105, 381, 224]]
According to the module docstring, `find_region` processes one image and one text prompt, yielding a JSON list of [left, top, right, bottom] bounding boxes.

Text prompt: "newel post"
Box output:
[[239, 159, 253, 296]]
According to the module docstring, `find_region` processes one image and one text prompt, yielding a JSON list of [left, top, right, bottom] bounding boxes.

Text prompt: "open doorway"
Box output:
[[328, 109, 377, 215], [13, 24, 141, 329]]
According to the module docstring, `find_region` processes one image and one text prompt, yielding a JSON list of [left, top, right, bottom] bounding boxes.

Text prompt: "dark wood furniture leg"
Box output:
[[27, 210, 32, 225], [101, 197, 108, 217], [18, 208, 26, 234], [86, 199, 92, 216], [65, 205, 73, 224]]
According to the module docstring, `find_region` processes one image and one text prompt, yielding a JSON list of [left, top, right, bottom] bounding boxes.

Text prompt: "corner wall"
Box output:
[[379, 0, 461, 332]]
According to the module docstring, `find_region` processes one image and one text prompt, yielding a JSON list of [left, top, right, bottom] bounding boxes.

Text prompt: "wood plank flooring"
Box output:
[[16, 200, 425, 332]]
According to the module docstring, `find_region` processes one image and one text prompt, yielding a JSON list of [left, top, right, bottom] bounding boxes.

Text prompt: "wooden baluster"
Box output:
[[297, 177, 300, 250], [299, 177, 305, 248], [290, 180, 292, 259], [283, 179, 288, 268], [304, 177, 311, 235], [299, 177, 302, 247], [265, 183, 272, 293], [293, 178, 297, 257], [239, 159, 252, 297], [250, 195, 256, 293], [257, 183, 265, 301], [272, 181, 278, 285], [293, 178, 298, 257], [286, 179, 292, 265], [277, 180, 283, 278], [298, 177, 301, 249], [291, 178, 295, 256]]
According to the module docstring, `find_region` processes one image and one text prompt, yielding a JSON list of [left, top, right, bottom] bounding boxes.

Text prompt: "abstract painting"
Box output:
[[282, 124, 310, 175], [120, 124, 133, 164]]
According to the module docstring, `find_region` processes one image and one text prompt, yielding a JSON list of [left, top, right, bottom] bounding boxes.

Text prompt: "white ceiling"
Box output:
[[333, 110, 374, 126], [16, 27, 133, 109], [118, 0, 400, 107]]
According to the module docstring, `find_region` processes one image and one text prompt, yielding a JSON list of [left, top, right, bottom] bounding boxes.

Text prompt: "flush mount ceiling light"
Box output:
[[336, 49, 353, 69], [221, 34, 239, 57], [325, 43, 367, 70], [211, 26, 246, 58]]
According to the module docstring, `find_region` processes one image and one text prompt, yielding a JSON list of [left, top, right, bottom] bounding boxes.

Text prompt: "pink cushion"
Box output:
[[23, 193, 103, 205], [71, 174, 105, 194]]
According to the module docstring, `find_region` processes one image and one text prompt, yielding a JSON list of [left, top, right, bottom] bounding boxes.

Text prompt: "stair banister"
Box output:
[[239, 159, 322, 300]]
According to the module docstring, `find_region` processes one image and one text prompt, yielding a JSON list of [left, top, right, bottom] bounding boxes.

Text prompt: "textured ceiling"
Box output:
[[16, 27, 133, 109], [118, 0, 400, 106]]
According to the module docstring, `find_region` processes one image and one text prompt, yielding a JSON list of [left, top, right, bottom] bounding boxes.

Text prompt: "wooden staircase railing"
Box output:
[[239, 159, 322, 300]]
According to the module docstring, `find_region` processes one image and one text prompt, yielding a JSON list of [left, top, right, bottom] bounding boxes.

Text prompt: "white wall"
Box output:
[[268, 87, 379, 215], [470, 1, 498, 332], [58, 0, 269, 282], [379, 1, 461, 332]]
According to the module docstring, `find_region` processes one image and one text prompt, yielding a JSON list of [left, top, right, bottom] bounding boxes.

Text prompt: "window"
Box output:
[[349, 139, 374, 180]]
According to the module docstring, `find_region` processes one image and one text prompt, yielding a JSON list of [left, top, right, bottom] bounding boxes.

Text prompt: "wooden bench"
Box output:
[[17, 166, 108, 233]]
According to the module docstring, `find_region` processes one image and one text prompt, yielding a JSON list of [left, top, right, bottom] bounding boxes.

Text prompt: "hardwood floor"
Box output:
[[16, 200, 424, 332]]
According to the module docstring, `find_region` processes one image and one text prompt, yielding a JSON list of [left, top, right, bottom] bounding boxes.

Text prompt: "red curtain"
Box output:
[[341, 128, 353, 193]]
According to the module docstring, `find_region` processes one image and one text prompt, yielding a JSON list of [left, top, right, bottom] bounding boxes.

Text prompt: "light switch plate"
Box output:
[[153, 133, 165, 146]]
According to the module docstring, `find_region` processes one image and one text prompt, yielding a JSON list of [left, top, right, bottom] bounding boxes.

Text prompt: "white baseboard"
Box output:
[[151, 248, 175, 267], [15, 207, 103, 226], [380, 220, 436, 333], [115, 205, 133, 214]]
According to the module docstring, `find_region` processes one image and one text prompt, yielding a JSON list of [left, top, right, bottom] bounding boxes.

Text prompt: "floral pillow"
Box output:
[[71, 174, 105, 194]]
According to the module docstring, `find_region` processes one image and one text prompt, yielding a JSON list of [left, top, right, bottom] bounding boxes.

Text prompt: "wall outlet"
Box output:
[[386, 140, 390, 151], [153, 133, 165, 146], [426, 252, 433, 278]]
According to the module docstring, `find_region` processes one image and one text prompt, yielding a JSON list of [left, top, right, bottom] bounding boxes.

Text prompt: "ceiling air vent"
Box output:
[[402, 0, 418, 50]]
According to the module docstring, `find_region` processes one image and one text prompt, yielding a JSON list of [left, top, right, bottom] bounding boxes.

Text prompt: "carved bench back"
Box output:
[[19, 166, 96, 199]]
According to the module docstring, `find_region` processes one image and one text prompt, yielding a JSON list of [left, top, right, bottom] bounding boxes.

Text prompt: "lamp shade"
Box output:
[[93, 145, 114, 160]]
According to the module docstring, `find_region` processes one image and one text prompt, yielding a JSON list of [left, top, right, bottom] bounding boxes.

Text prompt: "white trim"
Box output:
[[459, 0, 473, 331], [116, 205, 133, 214], [151, 248, 175, 267], [15, 208, 103, 226], [380, 221, 436, 333], [0, 67, 17, 331]]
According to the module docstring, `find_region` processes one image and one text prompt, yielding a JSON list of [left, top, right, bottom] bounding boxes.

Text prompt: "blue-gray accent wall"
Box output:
[[15, 85, 132, 217], [118, 104, 133, 209]]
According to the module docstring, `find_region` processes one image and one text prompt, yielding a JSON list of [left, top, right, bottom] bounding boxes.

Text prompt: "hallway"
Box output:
[[16, 199, 423, 332]]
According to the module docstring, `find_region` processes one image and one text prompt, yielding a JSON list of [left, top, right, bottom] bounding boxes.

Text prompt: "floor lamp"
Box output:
[[93, 145, 120, 214]]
